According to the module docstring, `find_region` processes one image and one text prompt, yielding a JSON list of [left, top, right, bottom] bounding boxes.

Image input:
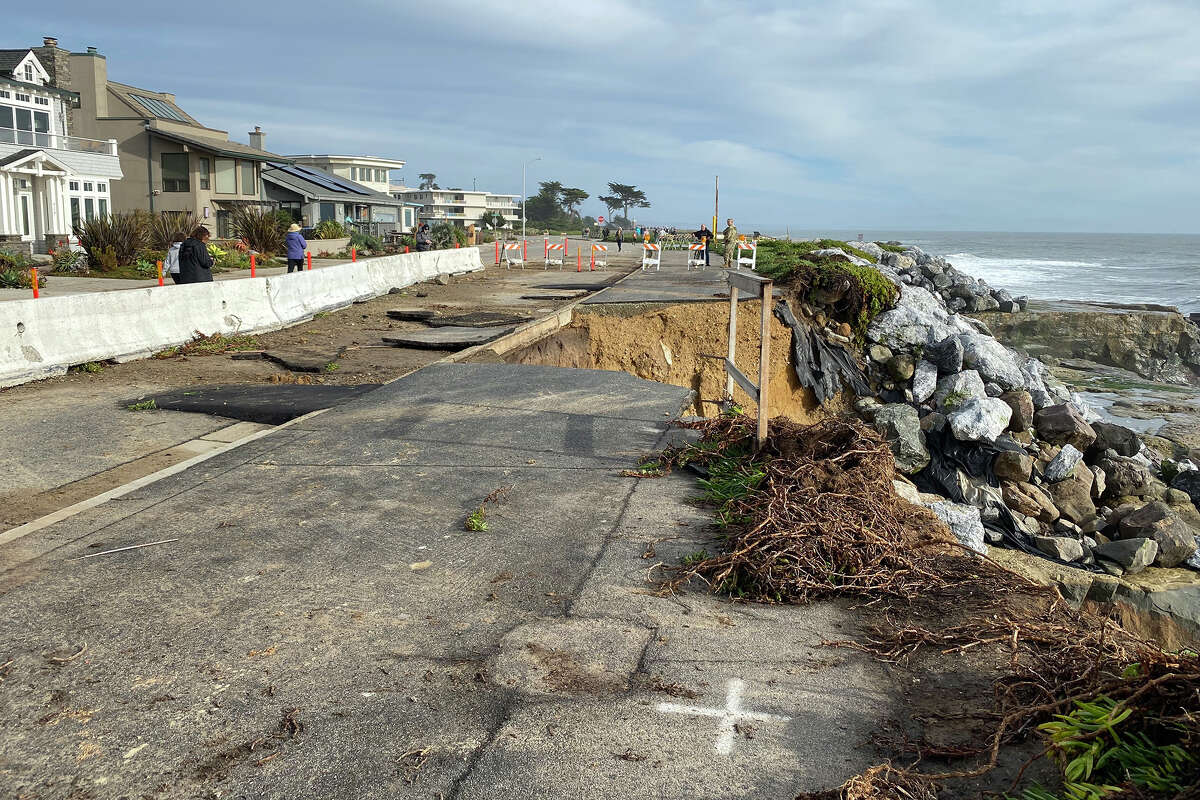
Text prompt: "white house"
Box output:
[[391, 186, 521, 230], [0, 38, 122, 254]]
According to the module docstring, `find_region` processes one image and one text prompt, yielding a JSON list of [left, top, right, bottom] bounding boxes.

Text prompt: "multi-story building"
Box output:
[[0, 37, 123, 254], [64, 42, 282, 238], [391, 186, 520, 230], [287, 155, 404, 196]]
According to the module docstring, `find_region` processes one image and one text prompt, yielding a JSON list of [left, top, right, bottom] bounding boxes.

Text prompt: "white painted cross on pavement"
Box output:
[[657, 678, 790, 755]]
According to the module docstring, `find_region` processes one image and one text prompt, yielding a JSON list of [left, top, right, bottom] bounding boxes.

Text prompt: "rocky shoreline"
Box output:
[[798, 240, 1200, 643]]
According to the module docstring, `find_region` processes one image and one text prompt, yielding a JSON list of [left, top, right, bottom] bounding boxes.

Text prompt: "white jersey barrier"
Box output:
[[641, 243, 661, 271], [0, 247, 484, 388]]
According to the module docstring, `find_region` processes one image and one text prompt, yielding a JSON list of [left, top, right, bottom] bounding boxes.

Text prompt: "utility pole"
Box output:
[[713, 175, 719, 241]]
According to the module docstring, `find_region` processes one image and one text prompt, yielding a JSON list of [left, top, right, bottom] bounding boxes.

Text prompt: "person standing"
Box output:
[[165, 233, 184, 284], [722, 218, 738, 267], [692, 224, 712, 266], [177, 226, 214, 284], [615, 227, 624, 252], [285, 223, 307, 273]]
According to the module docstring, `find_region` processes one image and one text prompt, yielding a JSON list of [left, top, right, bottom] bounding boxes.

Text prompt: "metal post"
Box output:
[[726, 284, 738, 400], [757, 280, 773, 447]]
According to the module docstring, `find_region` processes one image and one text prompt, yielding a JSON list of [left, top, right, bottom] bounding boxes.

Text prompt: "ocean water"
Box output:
[[780, 231, 1200, 313]]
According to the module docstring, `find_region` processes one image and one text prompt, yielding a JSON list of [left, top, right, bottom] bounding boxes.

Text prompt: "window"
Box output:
[[198, 158, 210, 190], [377, 169, 386, 182], [98, 198, 108, 219], [24, 64, 34, 82], [34, 97, 49, 106], [15, 93, 30, 102], [349, 167, 358, 180], [240, 161, 256, 195], [0, 91, 9, 99], [83, 182, 93, 191], [97, 183, 107, 193], [84, 197, 95, 221], [161, 152, 190, 192], [319, 202, 335, 221], [68, 180, 79, 191], [214, 158, 236, 193], [70, 197, 80, 227]]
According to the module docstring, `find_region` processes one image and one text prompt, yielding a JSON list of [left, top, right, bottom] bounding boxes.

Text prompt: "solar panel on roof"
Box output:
[[131, 94, 186, 122], [296, 165, 370, 196], [290, 165, 361, 194]]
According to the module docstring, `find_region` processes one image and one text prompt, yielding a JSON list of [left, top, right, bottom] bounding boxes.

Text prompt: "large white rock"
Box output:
[[933, 369, 987, 411], [926, 500, 986, 554], [948, 396, 1013, 442], [856, 241, 884, 260], [867, 286, 974, 350], [912, 359, 939, 403], [958, 333, 1026, 391], [1045, 444, 1084, 482]]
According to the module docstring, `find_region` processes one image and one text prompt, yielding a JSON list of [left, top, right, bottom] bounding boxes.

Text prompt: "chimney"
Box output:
[[68, 46, 108, 121], [248, 125, 265, 151], [43, 36, 58, 47], [34, 36, 72, 125], [86, 46, 97, 54], [161, 92, 176, 103]]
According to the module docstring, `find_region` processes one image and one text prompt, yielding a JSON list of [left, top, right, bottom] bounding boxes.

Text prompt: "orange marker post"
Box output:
[[523, 239, 528, 260], [405, 245, 409, 254], [576, 247, 581, 272], [31, 267, 39, 299], [495, 240, 500, 265], [590, 246, 595, 270], [157, 259, 164, 286], [351, 247, 357, 262], [306, 251, 312, 271], [249, 253, 256, 278]]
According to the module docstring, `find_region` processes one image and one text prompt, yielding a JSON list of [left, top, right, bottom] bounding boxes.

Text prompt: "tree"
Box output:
[[537, 181, 564, 210], [478, 210, 507, 231], [418, 173, 439, 190], [560, 187, 589, 218], [605, 182, 650, 222], [598, 194, 622, 221]]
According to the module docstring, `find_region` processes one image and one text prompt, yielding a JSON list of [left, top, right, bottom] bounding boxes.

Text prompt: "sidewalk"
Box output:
[[0, 362, 892, 799]]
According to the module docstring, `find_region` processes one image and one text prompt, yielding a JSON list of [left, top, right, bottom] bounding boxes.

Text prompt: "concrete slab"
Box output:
[[147, 383, 381, 424], [382, 326, 516, 350], [200, 421, 275, 443], [0, 363, 891, 798], [428, 312, 534, 329], [263, 347, 348, 373], [386, 308, 438, 321]]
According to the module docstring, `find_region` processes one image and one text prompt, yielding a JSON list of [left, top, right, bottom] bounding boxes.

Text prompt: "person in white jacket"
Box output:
[[165, 234, 184, 284]]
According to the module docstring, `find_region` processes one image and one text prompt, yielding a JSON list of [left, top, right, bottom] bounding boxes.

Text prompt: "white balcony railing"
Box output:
[[0, 129, 118, 155]]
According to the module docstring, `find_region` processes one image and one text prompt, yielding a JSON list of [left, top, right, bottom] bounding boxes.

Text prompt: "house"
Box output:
[[392, 186, 521, 230], [64, 43, 284, 238], [288, 154, 405, 195], [260, 162, 407, 236], [0, 37, 122, 254]]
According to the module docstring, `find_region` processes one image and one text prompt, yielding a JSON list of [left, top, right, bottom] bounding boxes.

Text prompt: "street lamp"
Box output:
[[522, 156, 541, 240]]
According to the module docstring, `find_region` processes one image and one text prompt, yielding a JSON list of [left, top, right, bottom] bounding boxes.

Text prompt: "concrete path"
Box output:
[[0, 363, 891, 799]]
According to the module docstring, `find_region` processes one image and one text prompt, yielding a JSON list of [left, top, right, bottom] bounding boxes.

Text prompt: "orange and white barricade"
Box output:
[[544, 242, 565, 269], [734, 239, 757, 270], [503, 242, 525, 269], [687, 242, 707, 270], [591, 243, 608, 268], [641, 243, 661, 271]]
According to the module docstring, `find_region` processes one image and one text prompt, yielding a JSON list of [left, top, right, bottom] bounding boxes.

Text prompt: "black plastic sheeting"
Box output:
[[773, 300, 870, 405], [916, 426, 1102, 573]]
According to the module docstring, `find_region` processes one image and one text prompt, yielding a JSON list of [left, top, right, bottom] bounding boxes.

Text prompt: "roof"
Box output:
[[0, 147, 74, 172], [261, 163, 402, 205], [0, 148, 38, 168], [150, 127, 288, 163], [107, 80, 201, 125], [0, 49, 32, 75], [288, 154, 406, 169]]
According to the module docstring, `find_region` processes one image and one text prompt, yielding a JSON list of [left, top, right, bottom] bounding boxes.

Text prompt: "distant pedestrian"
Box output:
[[692, 224, 712, 266], [615, 227, 624, 252], [177, 226, 213, 284], [416, 223, 433, 252], [722, 218, 738, 267], [285, 223, 307, 273], [165, 233, 184, 284]]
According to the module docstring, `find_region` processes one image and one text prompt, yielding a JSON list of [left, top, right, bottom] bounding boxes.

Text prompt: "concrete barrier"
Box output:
[[0, 247, 484, 388]]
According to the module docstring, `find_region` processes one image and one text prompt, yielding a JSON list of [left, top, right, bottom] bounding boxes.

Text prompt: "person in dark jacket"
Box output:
[[615, 227, 624, 252], [177, 226, 214, 284], [415, 223, 433, 252], [692, 224, 712, 266], [284, 224, 307, 273]]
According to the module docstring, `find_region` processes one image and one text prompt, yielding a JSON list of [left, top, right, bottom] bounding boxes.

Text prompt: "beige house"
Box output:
[[65, 44, 284, 237]]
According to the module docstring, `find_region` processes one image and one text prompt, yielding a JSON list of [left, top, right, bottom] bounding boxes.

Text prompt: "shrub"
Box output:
[[145, 212, 199, 251], [348, 230, 383, 254], [74, 212, 146, 268], [429, 222, 468, 250], [0, 251, 47, 289], [48, 247, 87, 273], [229, 204, 284, 257], [207, 242, 250, 271], [312, 220, 347, 240]]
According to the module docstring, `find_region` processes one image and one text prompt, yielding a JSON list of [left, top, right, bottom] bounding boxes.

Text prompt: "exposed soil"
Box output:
[[506, 298, 855, 421]]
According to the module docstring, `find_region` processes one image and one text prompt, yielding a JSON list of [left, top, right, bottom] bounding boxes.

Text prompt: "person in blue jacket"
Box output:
[[285, 223, 307, 273]]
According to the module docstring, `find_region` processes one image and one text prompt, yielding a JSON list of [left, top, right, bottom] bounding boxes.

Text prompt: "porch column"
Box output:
[[34, 177, 47, 240], [0, 173, 10, 236], [45, 177, 58, 236], [60, 177, 71, 234]]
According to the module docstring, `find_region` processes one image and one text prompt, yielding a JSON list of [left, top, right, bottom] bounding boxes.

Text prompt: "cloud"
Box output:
[[7, 0, 1200, 231]]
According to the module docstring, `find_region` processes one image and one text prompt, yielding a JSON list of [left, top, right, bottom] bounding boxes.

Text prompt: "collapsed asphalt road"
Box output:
[[0, 363, 895, 799]]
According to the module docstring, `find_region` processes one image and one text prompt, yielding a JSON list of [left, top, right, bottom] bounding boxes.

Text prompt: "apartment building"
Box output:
[[392, 186, 520, 229], [0, 37, 122, 254]]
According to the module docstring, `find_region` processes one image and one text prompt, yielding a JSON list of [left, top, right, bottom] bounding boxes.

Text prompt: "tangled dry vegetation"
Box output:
[[637, 414, 1199, 799]]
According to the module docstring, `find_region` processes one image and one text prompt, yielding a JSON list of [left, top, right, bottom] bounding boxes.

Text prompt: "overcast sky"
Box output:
[[9, 1, 1200, 233]]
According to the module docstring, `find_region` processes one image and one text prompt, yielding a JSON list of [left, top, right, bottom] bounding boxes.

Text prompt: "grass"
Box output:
[[155, 333, 262, 359], [876, 242, 908, 253], [464, 507, 489, 532], [70, 361, 105, 374], [126, 398, 157, 411], [323, 362, 340, 372]]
